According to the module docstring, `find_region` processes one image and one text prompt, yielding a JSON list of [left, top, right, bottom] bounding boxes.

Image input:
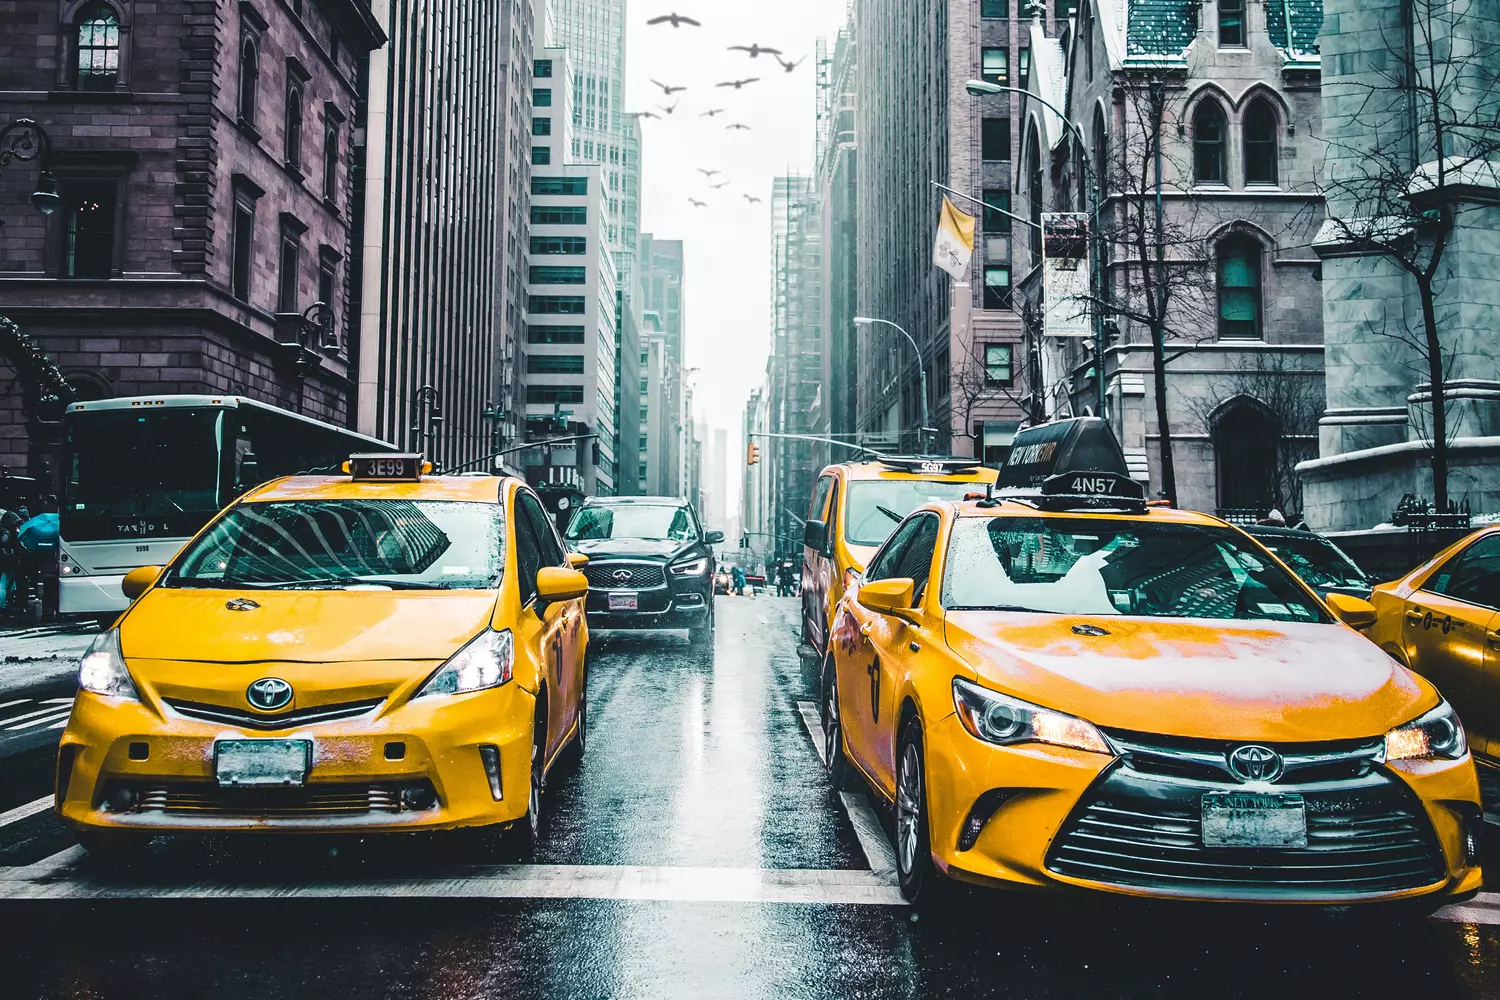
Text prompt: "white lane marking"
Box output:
[[47, 720, 67, 730], [0, 795, 52, 829], [0, 704, 69, 727], [0, 699, 32, 712], [796, 700, 900, 884], [6, 709, 72, 731], [41, 698, 75, 705], [0, 858, 907, 905]]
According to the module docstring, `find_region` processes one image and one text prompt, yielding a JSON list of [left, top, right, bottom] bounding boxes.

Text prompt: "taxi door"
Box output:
[[803, 474, 835, 652], [1402, 534, 1500, 756], [524, 492, 584, 739], [512, 494, 572, 763]]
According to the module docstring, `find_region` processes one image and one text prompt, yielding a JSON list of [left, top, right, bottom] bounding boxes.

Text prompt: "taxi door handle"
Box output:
[[1406, 609, 1426, 624], [908, 641, 921, 653], [1488, 630, 1500, 648]]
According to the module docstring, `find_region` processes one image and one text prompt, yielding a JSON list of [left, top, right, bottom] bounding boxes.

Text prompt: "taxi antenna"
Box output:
[[976, 480, 999, 509]]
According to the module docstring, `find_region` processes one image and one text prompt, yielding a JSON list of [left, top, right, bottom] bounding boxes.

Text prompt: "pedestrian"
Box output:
[[0, 505, 22, 616], [777, 561, 794, 597], [731, 564, 746, 597]]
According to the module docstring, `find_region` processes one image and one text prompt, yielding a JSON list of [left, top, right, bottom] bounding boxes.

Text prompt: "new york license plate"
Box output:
[[1201, 791, 1307, 848], [608, 593, 639, 611], [214, 739, 311, 787]]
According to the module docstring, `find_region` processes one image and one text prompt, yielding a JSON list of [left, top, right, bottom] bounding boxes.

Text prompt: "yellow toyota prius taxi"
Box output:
[[56, 455, 590, 857], [821, 419, 1483, 909]]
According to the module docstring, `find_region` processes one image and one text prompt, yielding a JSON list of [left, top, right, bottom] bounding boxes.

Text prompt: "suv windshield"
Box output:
[[1252, 533, 1370, 590], [170, 499, 504, 590], [565, 503, 697, 542], [943, 516, 1328, 624], [845, 481, 984, 547]]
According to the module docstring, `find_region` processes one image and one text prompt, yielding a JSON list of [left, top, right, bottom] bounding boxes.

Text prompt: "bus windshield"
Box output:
[[64, 409, 224, 537]]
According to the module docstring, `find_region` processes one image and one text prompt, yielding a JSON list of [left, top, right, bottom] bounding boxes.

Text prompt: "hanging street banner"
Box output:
[[932, 196, 976, 280], [1042, 212, 1091, 337]]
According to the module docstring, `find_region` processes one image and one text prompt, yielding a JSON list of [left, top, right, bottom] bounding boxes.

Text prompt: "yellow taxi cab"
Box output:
[[801, 456, 998, 658], [820, 418, 1483, 909], [56, 454, 590, 858], [1368, 524, 1500, 763]]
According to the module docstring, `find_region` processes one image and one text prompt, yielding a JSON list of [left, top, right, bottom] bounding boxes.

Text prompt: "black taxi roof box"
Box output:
[[997, 418, 1131, 490], [346, 453, 427, 482], [876, 455, 984, 476]]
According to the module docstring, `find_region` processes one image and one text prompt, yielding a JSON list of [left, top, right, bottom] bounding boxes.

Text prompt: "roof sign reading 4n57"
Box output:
[[1042, 213, 1091, 338]]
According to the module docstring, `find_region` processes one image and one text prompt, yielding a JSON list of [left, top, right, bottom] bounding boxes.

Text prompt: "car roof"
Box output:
[[581, 496, 690, 506], [949, 498, 1226, 527], [825, 461, 1000, 484], [1244, 524, 1328, 540], [244, 475, 511, 504]]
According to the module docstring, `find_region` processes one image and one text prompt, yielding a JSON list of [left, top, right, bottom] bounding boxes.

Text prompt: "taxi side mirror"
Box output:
[[537, 566, 589, 606], [858, 577, 918, 623], [803, 520, 828, 552], [1327, 593, 1377, 631], [121, 565, 163, 602], [567, 553, 589, 569]]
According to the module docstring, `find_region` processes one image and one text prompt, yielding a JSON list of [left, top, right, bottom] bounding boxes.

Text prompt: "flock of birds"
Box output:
[[643, 11, 803, 209]]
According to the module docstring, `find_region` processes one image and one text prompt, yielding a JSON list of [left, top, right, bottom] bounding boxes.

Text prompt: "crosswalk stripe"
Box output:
[[0, 699, 31, 712], [6, 709, 72, 731], [41, 698, 75, 705], [0, 704, 69, 727], [0, 795, 52, 829]]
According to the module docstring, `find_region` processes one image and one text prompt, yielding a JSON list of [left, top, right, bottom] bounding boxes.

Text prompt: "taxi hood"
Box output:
[[119, 588, 499, 664], [943, 612, 1431, 742]]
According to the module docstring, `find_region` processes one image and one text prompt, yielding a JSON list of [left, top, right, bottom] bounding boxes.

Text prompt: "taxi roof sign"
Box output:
[[346, 454, 428, 482], [875, 456, 984, 476], [996, 418, 1130, 490]]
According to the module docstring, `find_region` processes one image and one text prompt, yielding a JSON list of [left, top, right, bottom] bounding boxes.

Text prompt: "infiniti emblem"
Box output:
[[1227, 744, 1285, 783], [225, 598, 261, 612], [246, 677, 294, 712], [611, 569, 633, 585]]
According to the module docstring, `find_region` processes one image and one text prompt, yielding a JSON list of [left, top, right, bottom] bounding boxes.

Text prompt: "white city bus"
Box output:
[[59, 395, 396, 615]]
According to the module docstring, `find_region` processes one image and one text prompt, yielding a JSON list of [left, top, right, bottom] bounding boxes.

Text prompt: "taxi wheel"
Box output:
[[501, 713, 546, 859], [821, 660, 857, 791], [895, 721, 947, 906]]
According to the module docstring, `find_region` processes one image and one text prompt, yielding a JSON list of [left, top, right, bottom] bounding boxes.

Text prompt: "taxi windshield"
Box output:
[[169, 499, 504, 590], [943, 516, 1329, 624], [564, 503, 697, 541], [1253, 533, 1369, 590], [845, 481, 984, 547]]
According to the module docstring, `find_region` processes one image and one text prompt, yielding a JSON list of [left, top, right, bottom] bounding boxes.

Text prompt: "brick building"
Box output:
[[0, 0, 384, 485]]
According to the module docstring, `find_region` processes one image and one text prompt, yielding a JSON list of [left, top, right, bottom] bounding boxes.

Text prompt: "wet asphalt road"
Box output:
[[3, 598, 1500, 998]]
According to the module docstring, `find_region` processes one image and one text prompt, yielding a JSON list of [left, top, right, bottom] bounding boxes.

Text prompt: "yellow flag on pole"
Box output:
[[933, 196, 977, 279]]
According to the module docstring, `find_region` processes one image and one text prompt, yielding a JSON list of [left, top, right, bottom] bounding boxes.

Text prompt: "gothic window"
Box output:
[[238, 38, 260, 125], [1091, 105, 1108, 196], [1214, 398, 1279, 515], [1217, 235, 1262, 339], [1244, 98, 1279, 185], [322, 119, 340, 200], [1026, 122, 1043, 259], [285, 83, 303, 169], [75, 4, 120, 91], [1193, 98, 1228, 184]]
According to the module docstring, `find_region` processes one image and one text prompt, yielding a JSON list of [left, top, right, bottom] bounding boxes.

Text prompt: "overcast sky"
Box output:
[[624, 0, 849, 511]]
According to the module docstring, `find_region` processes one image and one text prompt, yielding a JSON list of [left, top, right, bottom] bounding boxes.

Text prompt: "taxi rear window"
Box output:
[[168, 499, 504, 591], [845, 481, 984, 547], [943, 516, 1329, 624]]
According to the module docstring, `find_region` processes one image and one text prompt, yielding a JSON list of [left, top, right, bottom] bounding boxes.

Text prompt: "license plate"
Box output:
[[1201, 791, 1307, 848], [608, 593, 638, 611], [214, 739, 311, 787]]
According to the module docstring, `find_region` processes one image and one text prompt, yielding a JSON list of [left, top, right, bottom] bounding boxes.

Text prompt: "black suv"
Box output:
[[563, 497, 722, 643]]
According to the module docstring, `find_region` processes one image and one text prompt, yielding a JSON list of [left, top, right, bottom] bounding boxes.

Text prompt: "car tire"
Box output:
[[76, 829, 151, 863], [501, 710, 546, 860], [688, 604, 714, 647], [821, 659, 857, 792], [895, 719, 948, 906]]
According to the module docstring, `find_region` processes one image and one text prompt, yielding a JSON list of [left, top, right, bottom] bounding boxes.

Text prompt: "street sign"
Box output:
[[1042, 213, 1091, 338]]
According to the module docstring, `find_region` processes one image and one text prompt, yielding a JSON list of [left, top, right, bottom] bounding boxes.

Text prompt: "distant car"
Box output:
[[1244, 524, 1373, 600], [744, 572, 766, 595], [714, 569, 732, 595]]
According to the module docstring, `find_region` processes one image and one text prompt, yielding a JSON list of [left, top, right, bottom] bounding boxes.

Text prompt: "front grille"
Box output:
[[162, 697, 384, 730], [1106, 730, 1385, 785], [1046, 756, 1448, 898], [584, 562, 666, 589], [133, 781, 411, 817]]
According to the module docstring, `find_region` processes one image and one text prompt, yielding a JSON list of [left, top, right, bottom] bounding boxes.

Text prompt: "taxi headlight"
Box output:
[[415, 629, 515, 698], [1384, 700, 1467, 762], [78, 630, 139, 701], [670, 556, 710, 576], [952, 677, 1111, 755]]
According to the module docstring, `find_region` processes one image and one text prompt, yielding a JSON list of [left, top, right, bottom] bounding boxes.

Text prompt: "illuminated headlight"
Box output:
[[415, 630, 515, 697], [78, 630, 139, 701], [669, 557, 710, 576], [1384, 700, 1467, 762], [952, 677, 1111, 755]]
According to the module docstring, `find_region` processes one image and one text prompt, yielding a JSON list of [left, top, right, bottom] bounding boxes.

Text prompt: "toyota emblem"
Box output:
[[1226, 744, 1284, 783], [611, 569, 633, 585], [246, 677, 294, 712], [225, 597, 261, 611]]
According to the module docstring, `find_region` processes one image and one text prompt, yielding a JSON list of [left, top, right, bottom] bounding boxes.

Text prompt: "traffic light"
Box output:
[[747, 442, 760, 466]]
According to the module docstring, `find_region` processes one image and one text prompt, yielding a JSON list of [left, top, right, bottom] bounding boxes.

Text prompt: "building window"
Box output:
[[1055, 0, 1076, 18], [983, 266, 1012, 310], [285, 83, 303, 169], [534, 59, 553, 78], [981, 189, 1010, 233], [982, 117, 1011, 162], [984, 344, 1013, 384], [1217, 236, 1262, 339], [1244, 98, 1279, 185], [62, 181, 116, 278], [238, 37, 259, 125], [534, 88, 552, 107], [981, 48, 1008, 85], [981, 0, 1008, 15], [528, 325, 586, 344], [531, 236, 587, 255], [317, 253, 337, 322], [527, 355, 586, 375], [532, 206, 589, 225], [322, 119, 340, 200], [1193, 98, 1227, 184], [75, 4, 121, 91], [1092, 105, 1108, 188], [1219, 0, 1247, 47], [533, 117, 552, 136], [1026, 122, 1043, 259], [1018, 48, 1030, 89], [532, 146, 552, 165], [230, 197, 255, 301], [529, 265, 587, 284], [527, 385, 585, 405], [534, 177, 588, 196], [278, 227, 302, 312], [528, 295, 587, 314]]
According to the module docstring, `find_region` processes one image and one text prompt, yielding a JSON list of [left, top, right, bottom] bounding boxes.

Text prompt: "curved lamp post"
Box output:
[[0, 119, 60, 216], [854, 316, 932, 454]]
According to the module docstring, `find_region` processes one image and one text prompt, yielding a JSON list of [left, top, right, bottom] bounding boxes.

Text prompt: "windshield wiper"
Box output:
[[876, 505, 904, 523], [946, 604, 1047, 613], [268, 577, 438, 591]]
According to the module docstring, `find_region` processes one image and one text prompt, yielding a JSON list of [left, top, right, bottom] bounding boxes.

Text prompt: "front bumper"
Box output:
[[584, 587, 711, 631], [924, 713, 1483, 904], [57, 683, 537, 834]]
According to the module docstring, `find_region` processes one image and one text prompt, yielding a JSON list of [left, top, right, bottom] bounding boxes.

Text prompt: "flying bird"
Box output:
[[728, 43, 782, 59], [775, 55, 806, 73], [689, 198, 707, 208], [726, 122, 752, 131], [647, 12, 701, 28], [743, 194, 763, 204], [697, 168, 721, 178], [717, 78, 761, 90], [638, 111, 661, 119], [658, 102, 680, 115], [700, 109, 726, 118], [711, 180, 731, 189], [650, 79, 687, 96]]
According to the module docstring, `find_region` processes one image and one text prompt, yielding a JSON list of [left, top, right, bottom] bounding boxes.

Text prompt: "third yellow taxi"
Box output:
[[57, 454, 589, 857], [820, 418, 1483, 910]]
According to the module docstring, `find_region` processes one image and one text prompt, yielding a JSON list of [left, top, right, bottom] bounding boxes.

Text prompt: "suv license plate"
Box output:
[[1201, 791, 1307, 848], [608, 593, 639, 611], [214, 739, 311, 787]]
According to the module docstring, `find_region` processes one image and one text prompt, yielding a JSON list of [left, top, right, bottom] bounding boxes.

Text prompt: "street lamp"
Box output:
[[854, 316, 932, 455], [0, 119, 60, 216]]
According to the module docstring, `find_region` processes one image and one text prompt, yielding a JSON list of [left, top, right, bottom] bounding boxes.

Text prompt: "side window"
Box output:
[[513, 495, 543, 605], [520, 493, 566, 567], [1427, 536, 1500, 612], [865, 517, 924, 583], [893, 515, 942, 602], [809, 475, 833, 521], [825, 480, 840, 544]]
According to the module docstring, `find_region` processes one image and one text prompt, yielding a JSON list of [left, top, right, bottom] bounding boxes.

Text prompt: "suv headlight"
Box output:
[[952, 677, 1111, 754], [415, 630, 515, 698], [670, 556, 710, 576], [78, 630, 139, 701], [1384, 700, 1467, 761]]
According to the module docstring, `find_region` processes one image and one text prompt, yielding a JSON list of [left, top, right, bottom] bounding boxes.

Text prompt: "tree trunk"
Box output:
[[1417, 276, 1449, 511], [1151, 322, 1177, 504]]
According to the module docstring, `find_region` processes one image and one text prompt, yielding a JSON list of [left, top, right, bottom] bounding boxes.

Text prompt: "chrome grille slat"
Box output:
[[163, 697, 384, 730], [133, 782, 406, 817]]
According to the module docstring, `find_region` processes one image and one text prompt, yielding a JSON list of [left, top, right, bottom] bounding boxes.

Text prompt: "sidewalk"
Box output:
[[0, 623, 95, 698]]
